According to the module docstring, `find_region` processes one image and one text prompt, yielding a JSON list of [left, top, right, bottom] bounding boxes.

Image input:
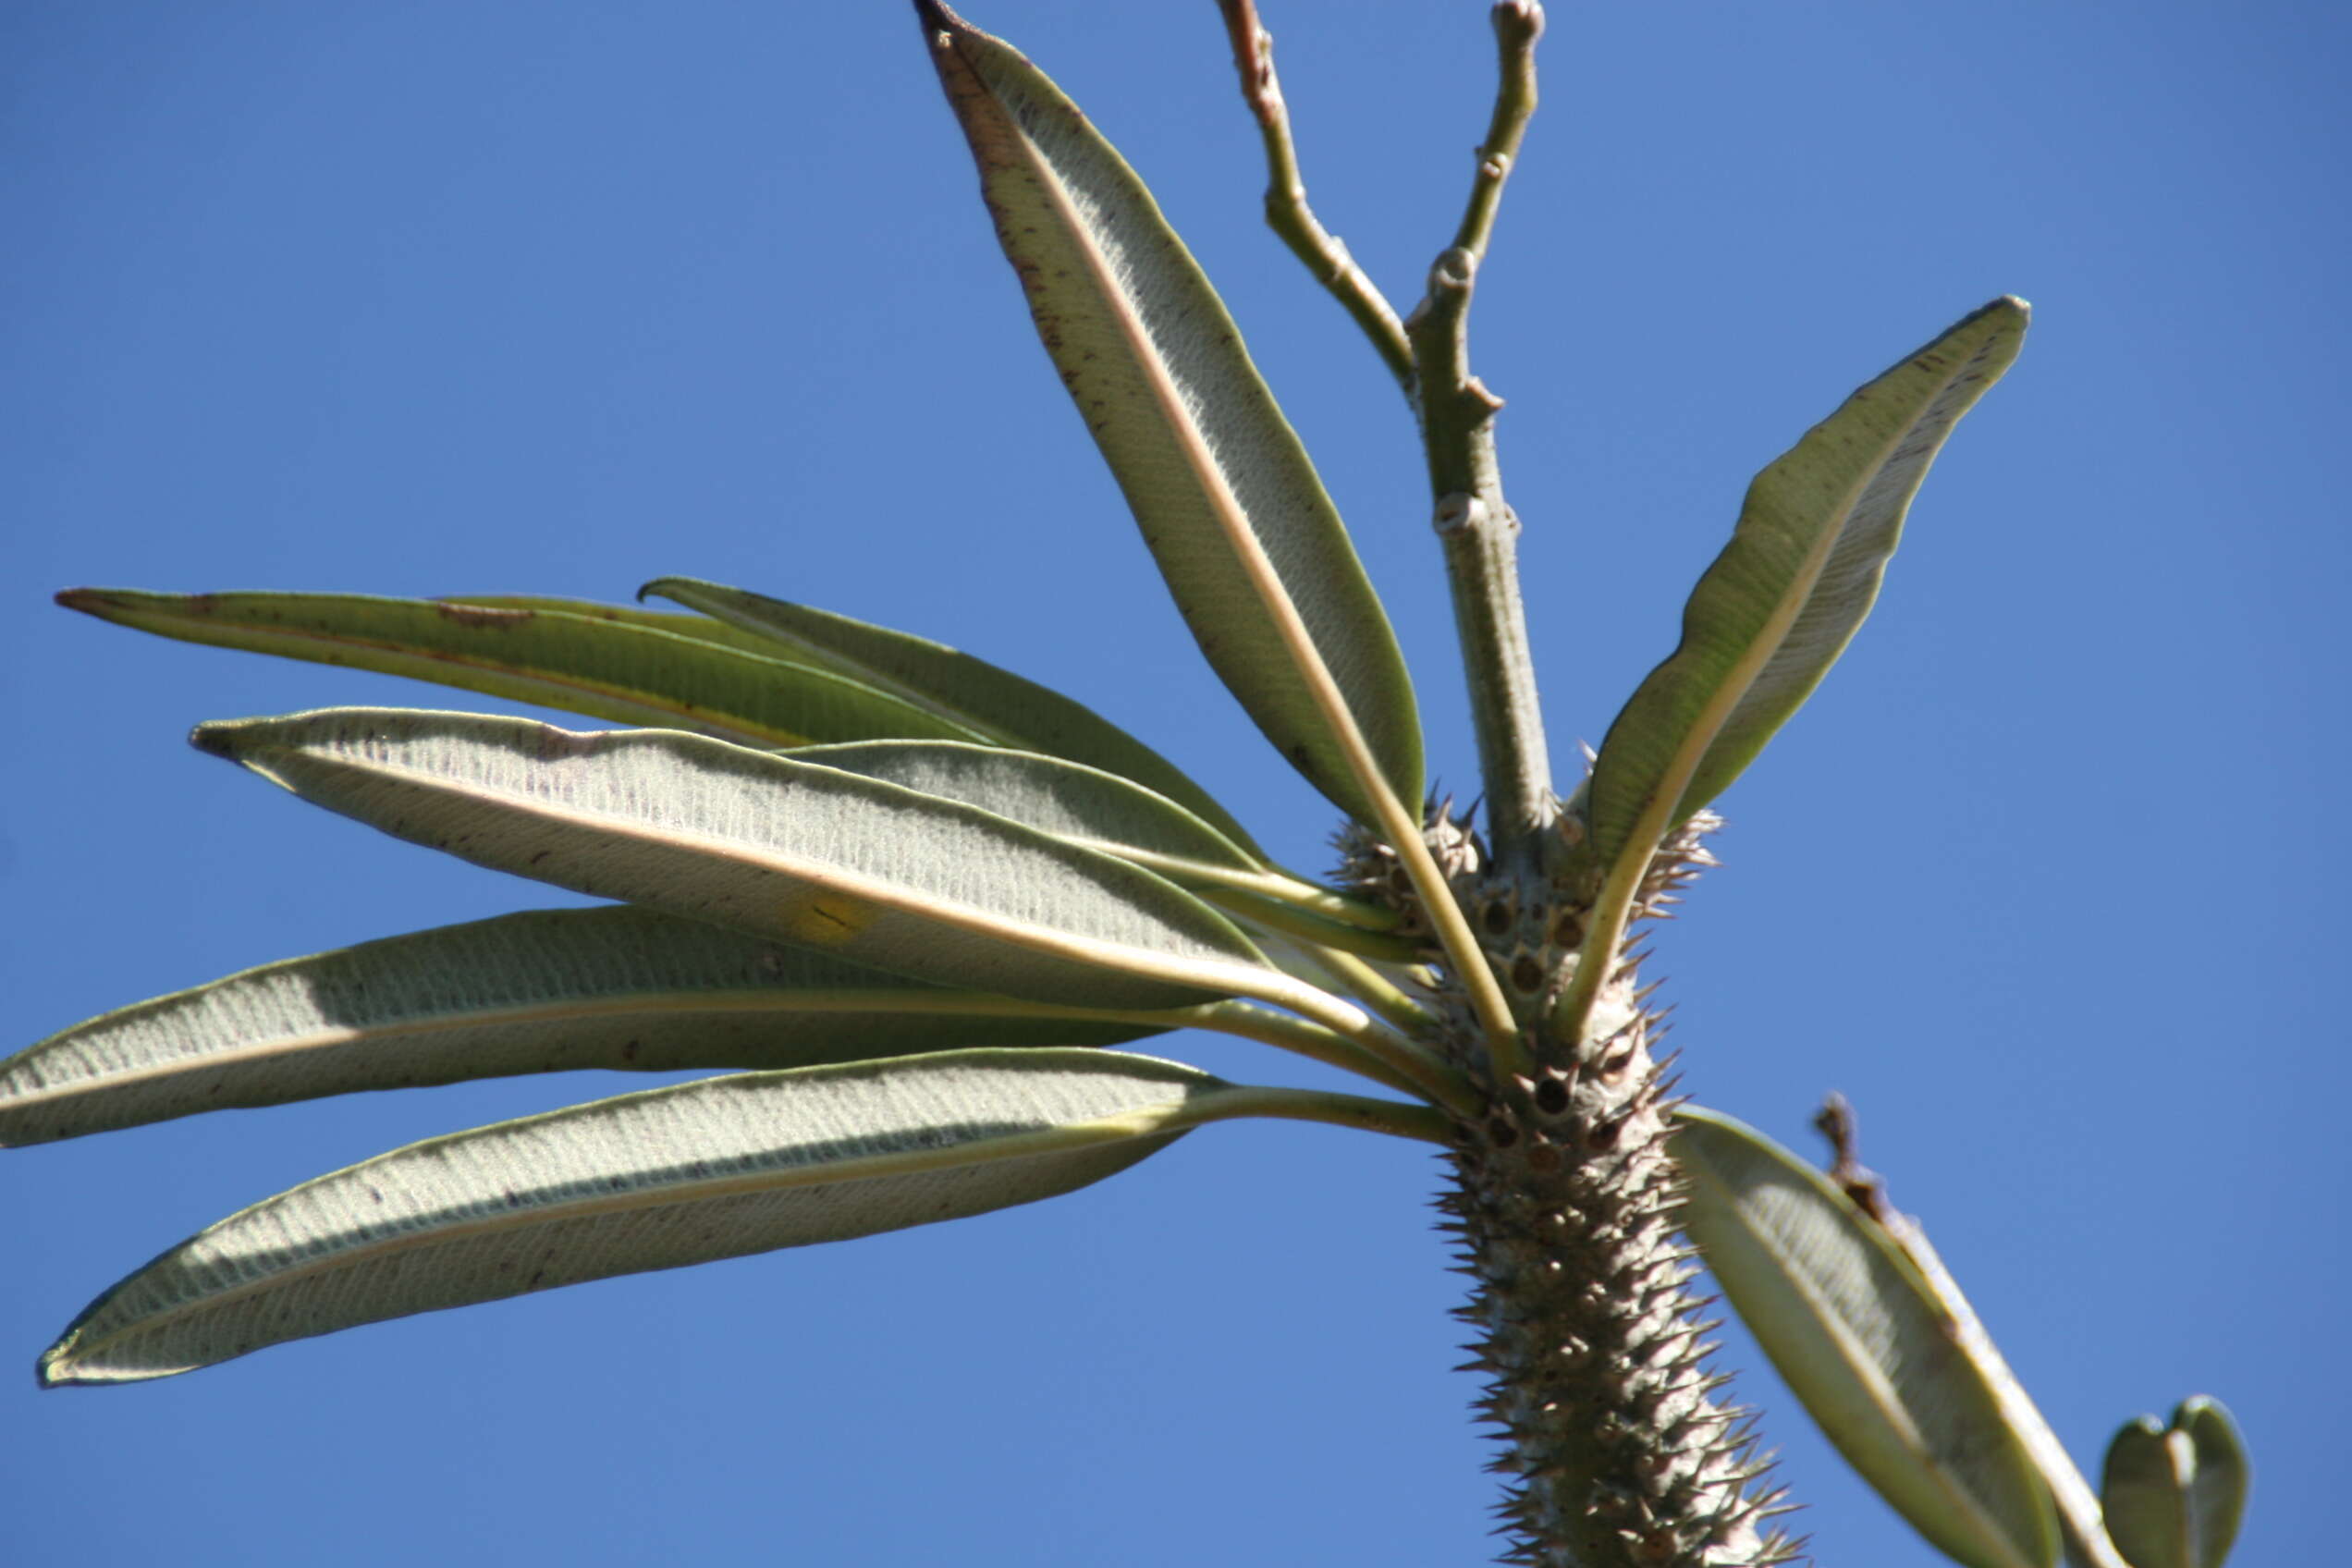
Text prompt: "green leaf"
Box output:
[[193, 707, 1283, 1015], [55, 588, 981, 750], [2174, 1400, 2250, 1568], [642, 576, 1264, 857], [789, 739, 1264, 883], [438, 592, 835, 662], [0, 905, 1158, 1145], [1586, 298, 2028, 870], [787, 741, 1402, 950], [2101, 1398, 2249, 1568], [1672, 1105, 2060, 1568], [37, 1049, 1229, 1384], [914, 3, 1422, 827]]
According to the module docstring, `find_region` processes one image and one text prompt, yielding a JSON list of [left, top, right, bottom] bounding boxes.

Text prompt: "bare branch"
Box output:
[[1214, 0, 1415, 387], [1449, 0, 1544, 266], [1404, 2, 1555, 881]]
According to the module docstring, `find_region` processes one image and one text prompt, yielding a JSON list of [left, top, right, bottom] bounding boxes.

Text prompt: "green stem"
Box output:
[[1258, 863, 1406, 931], [1189, 991, 1478, 1121], [1206, 884, 1423, 965], [1404, 1, 1554, 882], [1270, 937, 1437, 1036], [1169, 1000, 1434, 1103], [1185, 1083, 1452, 1145]]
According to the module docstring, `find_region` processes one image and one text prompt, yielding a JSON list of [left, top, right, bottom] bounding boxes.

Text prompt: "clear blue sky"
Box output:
[[4, 3, 2342, 1563]]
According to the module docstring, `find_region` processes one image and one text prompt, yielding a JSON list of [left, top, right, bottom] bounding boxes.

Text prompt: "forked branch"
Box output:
[[1222, 2, 1557, 893], [1404, 0, 1554, 876]]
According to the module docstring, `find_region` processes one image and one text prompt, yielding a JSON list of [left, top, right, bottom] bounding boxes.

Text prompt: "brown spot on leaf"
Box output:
[[434, 602, 534, 629]]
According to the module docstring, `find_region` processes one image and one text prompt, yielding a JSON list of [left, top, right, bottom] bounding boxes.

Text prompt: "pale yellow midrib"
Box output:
[[66, 1101, 1199, 1370], [987, 89, 1520, 1053], [8, 989, 1121, 1107], [261, 741, 1377, 1042]]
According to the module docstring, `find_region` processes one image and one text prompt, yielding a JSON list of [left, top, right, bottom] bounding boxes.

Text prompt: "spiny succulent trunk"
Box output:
[[1352, 806, 1792, 1565], [1442, 985, 1783, 1567]]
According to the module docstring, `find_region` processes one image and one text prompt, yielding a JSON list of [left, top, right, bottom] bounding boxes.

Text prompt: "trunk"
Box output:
[[1359, 807, 1799, 1566]]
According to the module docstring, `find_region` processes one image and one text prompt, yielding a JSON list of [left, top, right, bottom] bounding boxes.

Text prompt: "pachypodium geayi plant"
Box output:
[[7, 5, 2245, 1566]]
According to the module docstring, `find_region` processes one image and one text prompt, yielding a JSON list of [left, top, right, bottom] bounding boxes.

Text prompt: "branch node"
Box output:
[[1435, 493, 1486, 536]]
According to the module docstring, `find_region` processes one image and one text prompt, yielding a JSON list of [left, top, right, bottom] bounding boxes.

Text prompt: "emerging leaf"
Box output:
[[916, 1, 1423, 827], [56, 589, 974, 749], [1585, 299, 2028, 872], [193, 708, 1283, 1014], [2101, 1398, 2249, 1568], [1672, 1106, 2060, 1568], [0, 905, 1157, 1145], [38, 1049, 1230, 1384], [643, 577, 1265, 855]]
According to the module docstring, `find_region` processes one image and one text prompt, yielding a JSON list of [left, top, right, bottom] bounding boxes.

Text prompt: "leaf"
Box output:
[[436, 594, 812, 662], [1585, 299, 2028, 869], [788, 740, 1263, 887], [641, 576, 1264, 856], [1672, 1105, 2060, 1568], [0, 905, 1158, 1145], [55, 588, 981, 750], [2101, 1398, 2249, 1568], [914, 2, 1422, 827], [2173, 1400, 2250, 1568], [193, 707, 1280, 1014], [37, 1049, 1230, 1384]]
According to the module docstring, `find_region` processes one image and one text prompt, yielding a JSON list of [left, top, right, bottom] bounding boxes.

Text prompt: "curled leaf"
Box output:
[[1586, 299, 2028, 873], [1672, 1105, 2059, 1568], [2101, 1397, 2249, 1568]]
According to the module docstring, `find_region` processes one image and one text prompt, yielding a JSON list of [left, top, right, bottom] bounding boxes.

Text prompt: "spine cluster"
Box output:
[[1341, 807, 1800, 1567]]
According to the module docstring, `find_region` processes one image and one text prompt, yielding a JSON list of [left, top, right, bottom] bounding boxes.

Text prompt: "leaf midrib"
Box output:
[[986, 60, 1403, 829], [55, 1104, 1197, 1369], [6, 988, 1120, 1107], [254, 739, 1281, 1000], [1710, 1163, 2040, 1568]]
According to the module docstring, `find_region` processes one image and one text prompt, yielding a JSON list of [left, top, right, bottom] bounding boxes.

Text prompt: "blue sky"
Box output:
[[4, 3, 2342, 1563]]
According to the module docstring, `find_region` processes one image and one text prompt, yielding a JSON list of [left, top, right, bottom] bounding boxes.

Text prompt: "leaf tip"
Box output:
[[912, 0, 969, 44], [188, 720, 240, 759], [34, 1340, 81, 1390], [1976, 293, 2031, 339]]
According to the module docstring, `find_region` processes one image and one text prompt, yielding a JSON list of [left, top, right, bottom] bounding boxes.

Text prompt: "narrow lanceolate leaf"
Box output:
[[788, 741, 1268, 888], [915, 3, 1422, 827], [641, 576, 1265, 857], [2101, 1399, 2249, 1568], [38, 1049, 1229, 1384], [1673, 1106, 2060, 1568], [0, 906, 1158, 1145], [55, 589, 982, 750], [1586, 299, 2028, 870], [194, 708, 1281, 1014], [434, 594, 814, 662]]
